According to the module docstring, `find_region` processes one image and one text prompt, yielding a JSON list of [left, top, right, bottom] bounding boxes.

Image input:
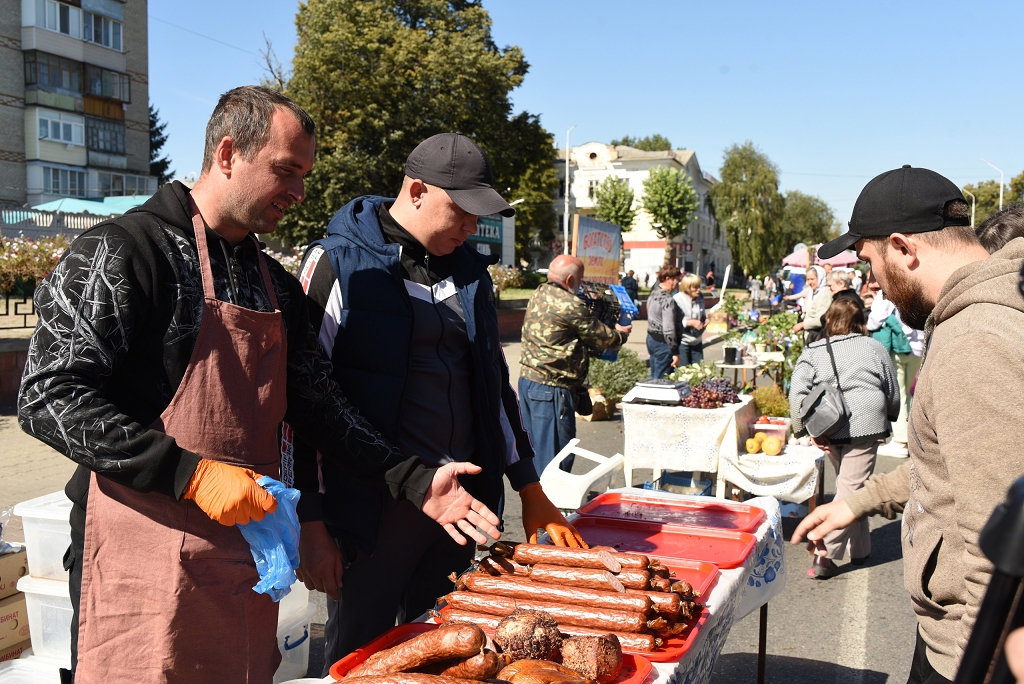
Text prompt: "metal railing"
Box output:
[[1, 207, 111, 240]]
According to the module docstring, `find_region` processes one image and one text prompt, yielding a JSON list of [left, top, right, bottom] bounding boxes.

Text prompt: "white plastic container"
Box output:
[[15, 577, 71, 669], [273, 602, 317, 684], [277, 581, 310, 624], [748, 418, 792, 444], [0, 656, 62, 683], [12, 493, 72, 582]]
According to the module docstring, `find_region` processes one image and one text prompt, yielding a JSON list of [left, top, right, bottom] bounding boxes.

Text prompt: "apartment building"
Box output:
[[0, 0, 153, 207], [555, 142, 732, 284]]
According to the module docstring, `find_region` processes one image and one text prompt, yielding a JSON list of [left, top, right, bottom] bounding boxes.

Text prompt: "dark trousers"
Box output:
[[678, 342, 704, 366], [907, 629, 952, 684], [517, 377, 576, 475], [321, 494, 475, 674], [647, 336, 674, 379]]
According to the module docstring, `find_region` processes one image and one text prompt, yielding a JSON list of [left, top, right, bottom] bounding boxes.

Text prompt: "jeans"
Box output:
[[518, 377, 576, 474], [678, 342, 704, 366], [891, 352, 922, 444], [647, 336, 674, 379], [906, 628, 952, 684]]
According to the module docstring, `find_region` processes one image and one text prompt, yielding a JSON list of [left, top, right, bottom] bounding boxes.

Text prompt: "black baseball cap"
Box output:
[[404, 133, 515, 217], [817, 165, 969, 259]]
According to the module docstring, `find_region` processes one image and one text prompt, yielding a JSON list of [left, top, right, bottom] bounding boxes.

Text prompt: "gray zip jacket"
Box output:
[[646, 288, 680, 349]]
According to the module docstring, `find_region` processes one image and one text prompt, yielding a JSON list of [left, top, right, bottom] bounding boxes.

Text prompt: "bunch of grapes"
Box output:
[[683, 379, 740, 409]]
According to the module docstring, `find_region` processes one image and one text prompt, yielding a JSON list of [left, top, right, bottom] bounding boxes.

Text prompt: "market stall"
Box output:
[[316, 489, 786, 684]]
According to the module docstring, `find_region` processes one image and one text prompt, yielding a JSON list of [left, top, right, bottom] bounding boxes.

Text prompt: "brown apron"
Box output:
[[75, 198, 288, 683]]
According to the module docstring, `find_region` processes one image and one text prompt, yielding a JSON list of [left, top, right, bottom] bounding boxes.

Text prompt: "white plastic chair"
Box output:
[[539, 439, 625, 510]]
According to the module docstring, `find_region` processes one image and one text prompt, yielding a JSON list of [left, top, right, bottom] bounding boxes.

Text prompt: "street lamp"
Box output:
[[981, 158, 1004, 210], [563, 124, 576, 255], [962, 188, 976, 227]]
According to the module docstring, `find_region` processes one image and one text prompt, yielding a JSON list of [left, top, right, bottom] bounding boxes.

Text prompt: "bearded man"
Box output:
[[792, 166, 1024, 684]]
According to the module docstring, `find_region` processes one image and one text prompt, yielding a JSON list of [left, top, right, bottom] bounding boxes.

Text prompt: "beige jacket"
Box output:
[[845, 238, 1024, 679]]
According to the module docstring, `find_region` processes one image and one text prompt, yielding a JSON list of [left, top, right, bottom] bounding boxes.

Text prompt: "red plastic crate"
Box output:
[[577, 492, 766, 533], [571, 517, 757, 569], [330, 622, 656, 678]]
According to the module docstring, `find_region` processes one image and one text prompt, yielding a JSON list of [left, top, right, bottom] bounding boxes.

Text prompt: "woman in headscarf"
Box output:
[[791, 264, 832, 343]]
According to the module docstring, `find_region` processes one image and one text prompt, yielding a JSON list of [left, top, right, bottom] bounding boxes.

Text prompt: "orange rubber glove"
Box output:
[[519, 482, 588, 548], [183, 460, 278, 526]]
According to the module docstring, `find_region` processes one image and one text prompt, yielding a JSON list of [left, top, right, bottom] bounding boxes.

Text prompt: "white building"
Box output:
[[554, 143, 732, 286]]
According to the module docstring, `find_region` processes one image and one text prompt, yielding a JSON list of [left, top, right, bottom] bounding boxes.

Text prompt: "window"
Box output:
[[25, 51, 83, 94], [85, 65, 131, 102], [38, 110, 84, 145], [82, 11, 122, 51], [588, 179, 600, 199], [35, 0, 83, 39], [86, 117, 125, 154], [99, 172, 149, 197], [42, 166, 87, 197]]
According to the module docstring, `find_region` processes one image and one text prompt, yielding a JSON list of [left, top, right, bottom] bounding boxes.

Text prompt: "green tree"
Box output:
[[963, 179, 1019, 226], [708, 142, 786, 277], [149, 105, 174, 186], [279, 0, 557, 250], [641, 166, 700, 265], [610, 134, 672, 151], [1010, 170, 1024, 205], [593, 176, 636, 231], [782, 190, 835, 248]]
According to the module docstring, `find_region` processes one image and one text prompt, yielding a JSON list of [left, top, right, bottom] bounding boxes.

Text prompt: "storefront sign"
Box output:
[[468, 215, 503, 256]]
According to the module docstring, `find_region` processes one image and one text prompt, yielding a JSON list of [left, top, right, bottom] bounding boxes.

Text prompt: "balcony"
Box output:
[[21, 26, 125, 72]]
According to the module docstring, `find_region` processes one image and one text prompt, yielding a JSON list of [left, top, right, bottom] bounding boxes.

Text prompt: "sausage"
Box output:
[[463, 574, 651, 614], [649, 576, 672, 592], [444, 592, 648, 633], [441, 610, 502, 630], [478, 557, 531, 577], [342, 675, 488, 684], [512, 543, 648, 571], [498, 659, 588, 684], [417, 651, 509, 679], [558, 626, 661, 652], [348, 624, 486, 677], [624, 589, 682, 619], [671, 579, 698, 598], [530, 564, 651, 591]]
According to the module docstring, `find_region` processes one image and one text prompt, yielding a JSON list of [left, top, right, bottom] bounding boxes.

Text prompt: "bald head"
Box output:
[[548, 255, 584, 290]]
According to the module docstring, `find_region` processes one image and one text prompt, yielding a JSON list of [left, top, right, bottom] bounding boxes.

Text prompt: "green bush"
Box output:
[[587, 348, 649, 404], [752, 384, 790, 417], [521, 270, 546, 289]]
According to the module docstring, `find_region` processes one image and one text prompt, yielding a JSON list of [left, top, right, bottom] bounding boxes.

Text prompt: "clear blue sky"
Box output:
[[150, 0, 1024, 226]]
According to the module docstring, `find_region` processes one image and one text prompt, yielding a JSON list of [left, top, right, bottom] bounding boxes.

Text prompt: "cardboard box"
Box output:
[[0, 639, 30, 662], [0, 593, 30, 648], [0, 548, 28, 601]]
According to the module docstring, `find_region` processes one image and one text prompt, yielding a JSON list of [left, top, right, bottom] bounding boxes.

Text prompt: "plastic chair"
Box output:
[[539, 439, 625, 510]]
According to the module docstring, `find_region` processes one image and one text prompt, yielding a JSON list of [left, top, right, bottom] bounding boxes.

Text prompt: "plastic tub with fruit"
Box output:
[[748, 416, 790, 444]]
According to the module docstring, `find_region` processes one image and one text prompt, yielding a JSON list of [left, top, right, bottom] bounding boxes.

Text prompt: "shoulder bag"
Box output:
[[800, 336, 851, 438]]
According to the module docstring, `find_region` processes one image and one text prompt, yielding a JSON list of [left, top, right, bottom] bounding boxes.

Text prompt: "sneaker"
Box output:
[[877, 441, 909, 458]]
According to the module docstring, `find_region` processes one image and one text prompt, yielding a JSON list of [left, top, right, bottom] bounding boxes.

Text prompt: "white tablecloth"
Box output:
[[621, 396, 757, 482], [716, 444, 825, 504]]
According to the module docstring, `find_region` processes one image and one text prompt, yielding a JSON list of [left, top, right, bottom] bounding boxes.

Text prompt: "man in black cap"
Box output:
[[794, 166, 1024, 683], [295, 133, 585, 668]]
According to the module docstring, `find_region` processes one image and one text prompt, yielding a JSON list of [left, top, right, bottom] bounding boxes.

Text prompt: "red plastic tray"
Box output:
[[571, 517, 757, 569], [577, 492, 766, 533], [663, 559, 719, 599], [433, 605, 709, 664], [330, 622, 656, 677]]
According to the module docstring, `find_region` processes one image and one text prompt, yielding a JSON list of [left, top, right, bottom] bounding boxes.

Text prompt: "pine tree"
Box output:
[[149, 105, 174, 186]]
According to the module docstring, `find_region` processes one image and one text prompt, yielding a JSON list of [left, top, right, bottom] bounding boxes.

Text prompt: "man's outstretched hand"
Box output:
[[422, 462, 502, 546], [296, 520, 344, 601], [791, 499, 857, 545]]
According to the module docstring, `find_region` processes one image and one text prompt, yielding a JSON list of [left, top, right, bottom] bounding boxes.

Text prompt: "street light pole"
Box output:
[[962, 188, 976, 227], [563, 124, 576, 255], [981, 158, 1004, 210]]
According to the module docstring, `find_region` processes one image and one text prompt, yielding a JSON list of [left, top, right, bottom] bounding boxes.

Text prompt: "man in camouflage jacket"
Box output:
[[519, 255, 631, 475]]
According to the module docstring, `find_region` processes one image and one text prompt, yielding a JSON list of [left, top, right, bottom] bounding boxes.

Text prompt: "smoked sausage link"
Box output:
[[417, 651, 509, 679], [439, 610, 660, 653], [624, 589, 682, 620], [531, 564, 650, 591], [444, 592, 648, 633], [342, 675, 487, 684], [463, 574, 651, 615], [441, 611, 502, 631], [478, 557, 531, 577], [347, 624, 486, 677], [512, 543, 648, 571]]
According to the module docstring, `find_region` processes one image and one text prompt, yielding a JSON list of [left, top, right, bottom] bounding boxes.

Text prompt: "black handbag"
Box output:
[[800, 336, 851, 438]]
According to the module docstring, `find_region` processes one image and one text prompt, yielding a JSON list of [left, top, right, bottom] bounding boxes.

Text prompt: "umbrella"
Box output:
[[781, 244, 860, 267]]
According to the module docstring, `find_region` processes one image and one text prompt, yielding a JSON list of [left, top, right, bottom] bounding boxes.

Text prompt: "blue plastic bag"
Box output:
[[237, 476, 301, 602]]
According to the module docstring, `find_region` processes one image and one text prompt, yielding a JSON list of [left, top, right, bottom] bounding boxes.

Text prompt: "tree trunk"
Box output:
[[663, 238, 674, 267]]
